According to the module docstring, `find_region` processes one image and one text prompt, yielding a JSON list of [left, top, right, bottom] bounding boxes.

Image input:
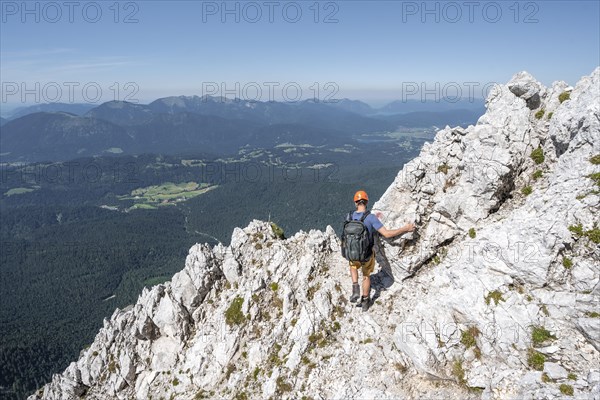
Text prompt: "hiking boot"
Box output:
[[361, 295, 371, 312], [349, 283, 360, 303]]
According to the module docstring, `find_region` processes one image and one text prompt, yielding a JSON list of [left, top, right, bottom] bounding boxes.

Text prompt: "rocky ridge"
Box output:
[[31, 68, 599, 400]]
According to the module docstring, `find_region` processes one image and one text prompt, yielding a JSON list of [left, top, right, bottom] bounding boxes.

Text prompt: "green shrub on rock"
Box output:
[[270, 222, 285, 239]]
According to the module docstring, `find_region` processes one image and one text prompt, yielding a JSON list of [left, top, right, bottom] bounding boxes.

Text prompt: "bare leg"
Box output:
[[362, 275, 370, 297], [349, 266, 360, 302], [350, 266, 358, 284]]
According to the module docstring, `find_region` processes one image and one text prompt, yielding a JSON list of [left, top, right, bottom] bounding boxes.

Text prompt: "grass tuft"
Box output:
[[276, 376, 292, 393], [569, 223, 600, 244], [588, 172, 600, 188], [527, 348, 545, 370], [586, 226, 600, 244], [535, 109, 545, 119], [484, 290, 505, 306], [531, 325, 556, 346], [461, 326, 480, 349], [437, 163, 449, 174], [531, 147, 545, 165], [224, 296, 245, 326], [559, 383, 574, 396], [452, 359, 466, 385], [270, 222, 285, 240], [558, 91, 570, 103], [568, 224, 584, 236], [468, 227, 476, 239], [586, 311, 600, 318]]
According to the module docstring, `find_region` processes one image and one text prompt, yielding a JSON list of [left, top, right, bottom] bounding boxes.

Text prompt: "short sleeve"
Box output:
[[368, 214, 383, 231]]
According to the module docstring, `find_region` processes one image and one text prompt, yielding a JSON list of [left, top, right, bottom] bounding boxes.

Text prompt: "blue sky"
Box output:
[[1, 0, 599, 110]]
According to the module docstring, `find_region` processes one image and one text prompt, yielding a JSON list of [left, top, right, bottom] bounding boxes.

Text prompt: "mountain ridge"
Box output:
[[1, 97, 484, 163], [0, 112, 133, 162], [29, 68, 600, 399], [0, 99, 399, 163], [8, 103, 96, 120], [6, 96, 485, 120]]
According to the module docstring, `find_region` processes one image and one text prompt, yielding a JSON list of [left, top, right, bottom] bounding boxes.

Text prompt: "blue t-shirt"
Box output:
[[351, 211, 383, 237]]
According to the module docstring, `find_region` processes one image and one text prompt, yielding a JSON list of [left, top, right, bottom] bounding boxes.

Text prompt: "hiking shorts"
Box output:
[[349, 253, 375, 277]]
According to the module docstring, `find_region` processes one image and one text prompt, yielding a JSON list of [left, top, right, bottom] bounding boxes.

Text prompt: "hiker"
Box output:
[[341, 190, 415, 311]]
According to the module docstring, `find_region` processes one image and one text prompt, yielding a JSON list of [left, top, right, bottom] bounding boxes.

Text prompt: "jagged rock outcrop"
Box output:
[[30, 69, 599, 400]]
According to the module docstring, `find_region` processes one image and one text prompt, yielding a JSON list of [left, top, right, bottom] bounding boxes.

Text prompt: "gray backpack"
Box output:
[[341, 211, 374, 262]]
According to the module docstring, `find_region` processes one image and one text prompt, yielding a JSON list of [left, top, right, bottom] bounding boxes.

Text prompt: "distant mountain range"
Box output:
[[5, 96, 485, 120], [0, 96, 484, 163], [327, 97, 485, 116], [91, 97, 393, 133], [8, 102, 96, 119]]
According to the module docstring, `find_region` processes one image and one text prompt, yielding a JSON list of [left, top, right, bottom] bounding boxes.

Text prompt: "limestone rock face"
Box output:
[[508, 71, 544, 109], [30, 68, 599, 400]]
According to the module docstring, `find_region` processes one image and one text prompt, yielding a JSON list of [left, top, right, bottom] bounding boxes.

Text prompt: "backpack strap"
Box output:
[[361, 210, 375, 245], [359, 210, 370, 222], [347, 210, 370, 222], [346, 211, 354, 222]]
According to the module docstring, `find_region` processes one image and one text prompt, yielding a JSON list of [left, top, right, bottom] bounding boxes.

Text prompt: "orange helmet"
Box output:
[[353, 190, 369, 202]]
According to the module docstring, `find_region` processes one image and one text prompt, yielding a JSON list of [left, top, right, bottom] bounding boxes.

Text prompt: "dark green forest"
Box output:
[[0, 206, 197, 397]]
